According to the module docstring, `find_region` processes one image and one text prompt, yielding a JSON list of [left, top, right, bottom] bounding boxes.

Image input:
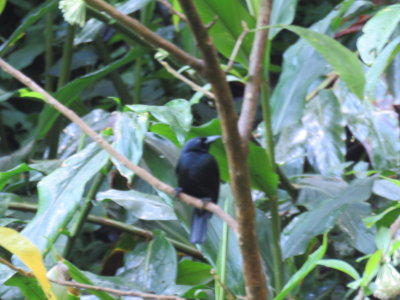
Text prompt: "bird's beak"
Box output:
[[205, 135, 221, 144]]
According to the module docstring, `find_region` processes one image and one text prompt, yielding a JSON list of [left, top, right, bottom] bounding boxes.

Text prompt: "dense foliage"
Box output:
[[1, 0, 400, 299]]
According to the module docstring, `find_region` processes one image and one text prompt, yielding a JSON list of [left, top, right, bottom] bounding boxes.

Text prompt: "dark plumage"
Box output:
[[176, 136, 220, 244]]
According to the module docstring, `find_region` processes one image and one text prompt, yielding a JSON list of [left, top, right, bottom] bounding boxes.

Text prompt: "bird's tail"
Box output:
[[189, 209, 212, 244]]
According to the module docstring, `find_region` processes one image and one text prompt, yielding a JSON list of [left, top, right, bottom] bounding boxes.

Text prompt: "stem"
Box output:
[[47, 24, 76, 159], [8, 202, 203, 259], [133, 57, 143, 104], [64, 162, 111, 259], [57, 25, 75, 89], [260, 57, 284, 291], [94, 37, 131, 104], [44, 9, 55, 92]]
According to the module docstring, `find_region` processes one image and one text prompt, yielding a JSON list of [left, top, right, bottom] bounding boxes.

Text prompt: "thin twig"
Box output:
[[305, 72, 338, 101], [225, 22, 250, 73], [0, 257, 32, 277], [0, 58, 238, 236], [238, 0, 272, 152], [157, 59, 215, 99], [157, 0, 187, 22], [50, 279, 185, 300]]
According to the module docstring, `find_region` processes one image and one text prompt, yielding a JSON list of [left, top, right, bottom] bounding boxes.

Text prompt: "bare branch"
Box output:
[[84, 0, 204, 72], [225, 22, 250, 73], [50, 279, 185, 299], [0, 58, 238, 236], [238, 0, 272, 151], [157, 59, 215, 99], [177, 1, 269, 299]]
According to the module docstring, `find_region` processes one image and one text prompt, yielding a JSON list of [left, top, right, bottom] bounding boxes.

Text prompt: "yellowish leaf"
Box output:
[[0, 227, 56, 300]]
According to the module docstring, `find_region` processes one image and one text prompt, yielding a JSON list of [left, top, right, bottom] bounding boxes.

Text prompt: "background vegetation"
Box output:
[[1, 0, 400, 299]]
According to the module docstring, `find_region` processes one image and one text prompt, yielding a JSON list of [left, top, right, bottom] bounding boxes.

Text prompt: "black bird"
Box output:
[[176, 136, 220, 244]]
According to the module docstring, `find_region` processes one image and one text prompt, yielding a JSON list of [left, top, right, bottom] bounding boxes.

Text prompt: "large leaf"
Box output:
[[127, 99, 192, 144], [21, 142, 109, 253], [117, 231, 177, 294], [111, 111, 148, 183], [194, 0, 255, 67], [365, 36, 400, 99], [282, 25, 365, 99], [334, 80, 400, 170], [269, 0, 298, 39], [302, 90, 345, 175], [35, 49, 141, 140], [357, 4, 400, 65], [281, 177, 374, 258], [96, 189, 176, 220], [270, 11, 337, 134]]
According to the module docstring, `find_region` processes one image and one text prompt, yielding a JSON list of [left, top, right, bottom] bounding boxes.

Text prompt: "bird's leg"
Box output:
[[174, 187, 183, 198], [201, 197, 212, 209]]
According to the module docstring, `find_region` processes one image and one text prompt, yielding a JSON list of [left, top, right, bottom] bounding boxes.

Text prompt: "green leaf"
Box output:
[[5, 275, 46, 300], [365, 36, 400, 99], [110, 111, 148, 183], [194, 0, 255, 67], [20, 142, 109, 253], [334, 80, 400, 170], [274, 233, 328, 300], [177, 260, 212, 285], [0, 163, 33, 191], [127, 99, 192, 144], [0, 0, 57, 55], [302, 90, 345, 176], [63, 260, 116, 300], [118, 231, 177, 294], [337, 202, 376, 254], [96, 189, 176, 221], [363, 203, 400, 228], [269, 0, 298, 39], [281, 178, 373, 258], [0, 0, 6, 14], [282, 25, 365, 99], [270, 11, 338, 134], [360, 249, 382, 287], [318, 259, 360, 280], [36, 49, 141, 140], [357, 4, 400, 65]]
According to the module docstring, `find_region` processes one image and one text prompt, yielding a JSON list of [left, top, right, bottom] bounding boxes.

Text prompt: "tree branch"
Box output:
[[238, 0, 271, 151], [84, 0, 204, 72], [0, 58, 238, 236], [177, 1, 268, 299]]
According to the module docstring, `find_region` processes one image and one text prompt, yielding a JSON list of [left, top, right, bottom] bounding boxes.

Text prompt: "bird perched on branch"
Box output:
[[176, 136, 220, 244]]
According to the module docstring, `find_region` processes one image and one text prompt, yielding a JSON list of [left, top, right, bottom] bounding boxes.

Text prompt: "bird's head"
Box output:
[[182, 135, 221, 153]]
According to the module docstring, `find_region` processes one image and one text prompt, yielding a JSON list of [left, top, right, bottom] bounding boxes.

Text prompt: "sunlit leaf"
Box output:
[[357, 4, 400, 65], [0, 227, 56, 299], [318, 259, 360, 280]]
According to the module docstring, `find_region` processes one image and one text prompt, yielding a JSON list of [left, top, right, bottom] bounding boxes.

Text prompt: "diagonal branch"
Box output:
[[237, 0, 272, 151], [177, 1, 269, 299], [0, 58, 238, 236], [84, 0, 204, 73]]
